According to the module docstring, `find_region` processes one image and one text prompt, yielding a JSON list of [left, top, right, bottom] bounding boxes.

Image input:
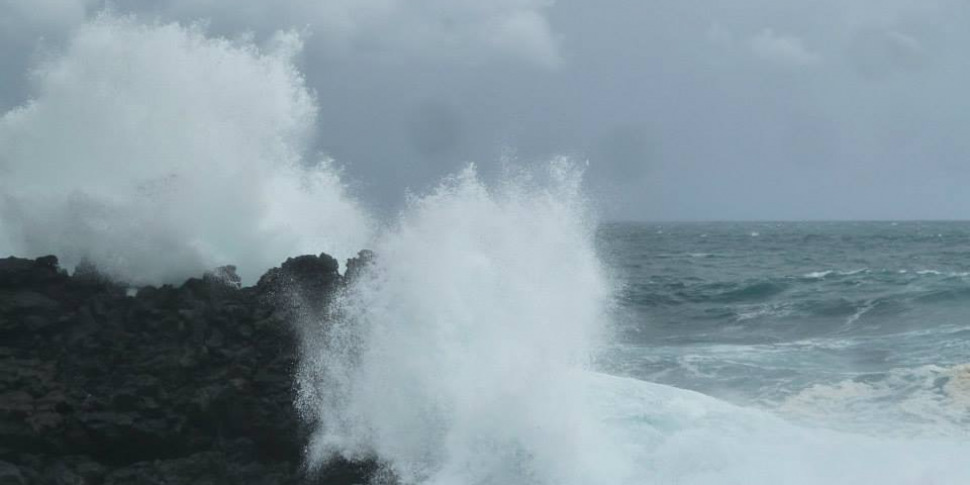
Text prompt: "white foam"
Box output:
[[295, 159, 970, 484], [0, 15, 372, 283], [912, 269, 970, 278], [593, 372, 970, 485], [801, 268, 868, 279], [777, 364, 970, 439], [802, 270, 834, 279], [297, 161, 629, 484]]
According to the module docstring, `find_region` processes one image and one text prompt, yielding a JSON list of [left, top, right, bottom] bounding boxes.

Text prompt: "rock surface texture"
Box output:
[[0, 254, 376, 484]]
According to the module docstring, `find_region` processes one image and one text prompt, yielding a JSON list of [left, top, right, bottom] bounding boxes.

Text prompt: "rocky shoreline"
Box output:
[[0, 254, 376, 484]]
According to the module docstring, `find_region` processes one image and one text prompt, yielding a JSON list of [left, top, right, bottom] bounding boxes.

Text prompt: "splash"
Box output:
[[0, 14, 371, 284], [2, 10, 968, 485], [296, 161, 630, 484], [296, 161, 970, 484]]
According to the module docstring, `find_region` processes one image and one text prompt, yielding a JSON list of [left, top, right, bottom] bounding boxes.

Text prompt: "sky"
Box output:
[[2, 0, 970, 221]]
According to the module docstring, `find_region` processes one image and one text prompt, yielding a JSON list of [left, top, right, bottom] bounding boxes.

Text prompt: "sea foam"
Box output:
[[295, 160, 970, 484], [296, 161, 630, 484]]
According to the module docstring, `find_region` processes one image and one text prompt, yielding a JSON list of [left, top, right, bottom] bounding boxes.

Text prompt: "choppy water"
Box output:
[[299, 173, 970, 484], [599, 221, 970, 438]]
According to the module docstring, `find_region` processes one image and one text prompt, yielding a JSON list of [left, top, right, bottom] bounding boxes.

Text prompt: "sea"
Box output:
[[598, 221, 970, 438], [295, 168, 970, 484], [589, 221, 970, 484]]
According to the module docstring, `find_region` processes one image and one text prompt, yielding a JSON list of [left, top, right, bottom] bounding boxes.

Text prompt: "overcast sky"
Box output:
[[3, 0, 969, 221]]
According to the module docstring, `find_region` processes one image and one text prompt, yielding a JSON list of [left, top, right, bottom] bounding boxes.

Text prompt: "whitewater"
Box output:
[[290, 166, 970, 483], [291, 169, 970, 483], [1, 14, 968, 485]]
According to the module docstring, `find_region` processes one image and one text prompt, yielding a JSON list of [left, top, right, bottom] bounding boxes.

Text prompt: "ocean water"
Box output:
[[598, 221, 970, 440], [297, 172, 970, 484]]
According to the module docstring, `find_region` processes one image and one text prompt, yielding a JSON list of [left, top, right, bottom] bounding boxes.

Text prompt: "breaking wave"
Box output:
[[296, 162, 628, 484], [295, 163, 970, 484], [0, 15, 371, 284], [1, 11, 968, 485]]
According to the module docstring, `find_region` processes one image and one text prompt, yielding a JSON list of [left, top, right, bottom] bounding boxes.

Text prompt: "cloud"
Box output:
[[137, 0, 562, 67], [407, 100, 464, 158], [0, 0, 561, 110], [749, 28, 822, 68], [849, 29, 927, 78], [0, 14, 371, 283], [0, 0, 90, 32], [3, 0, 970, 223]]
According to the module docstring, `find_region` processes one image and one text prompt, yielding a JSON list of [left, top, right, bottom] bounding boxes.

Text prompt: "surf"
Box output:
[[295, 161, 970, 484], [2, 13, 968, 484]]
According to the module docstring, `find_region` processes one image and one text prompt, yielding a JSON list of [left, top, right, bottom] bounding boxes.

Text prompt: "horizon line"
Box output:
[[602, 219, 970, 224]]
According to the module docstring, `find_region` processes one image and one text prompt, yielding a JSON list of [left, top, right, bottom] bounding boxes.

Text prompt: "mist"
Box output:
[[0, 14, 371, 283]]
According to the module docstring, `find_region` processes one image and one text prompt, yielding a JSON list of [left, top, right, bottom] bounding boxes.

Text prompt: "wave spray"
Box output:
[[296, 161, 632, 484], [0, 15, 371, 284], [296, 161, 970, 485]]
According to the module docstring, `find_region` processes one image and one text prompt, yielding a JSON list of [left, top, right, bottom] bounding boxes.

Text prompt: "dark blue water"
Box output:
[[599, 221, 970, 437]]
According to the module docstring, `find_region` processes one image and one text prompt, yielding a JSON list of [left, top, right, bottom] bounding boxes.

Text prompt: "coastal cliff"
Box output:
[[0, 254, 375, 484]]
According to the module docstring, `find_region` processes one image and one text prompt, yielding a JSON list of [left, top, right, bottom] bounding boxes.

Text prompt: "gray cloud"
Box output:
[[749, 29, 821, 68], [2, 0, 970, 221], [849, 29, 928, 79], [407, 100, 465, 158], [125, 0, 562, 66]]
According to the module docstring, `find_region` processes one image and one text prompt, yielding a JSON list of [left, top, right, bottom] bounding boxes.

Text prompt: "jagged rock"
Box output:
[[0, 460, 26, 485], [0, 254, 377, 484], [257, 254, 342, 317], [258, 254, 339, 291]]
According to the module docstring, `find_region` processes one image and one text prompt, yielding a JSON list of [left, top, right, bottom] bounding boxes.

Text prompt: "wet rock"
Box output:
[[0, 460, 25, 485], [0, 254, 376, 484], [0, 256, 65, 290], [257, 253, 341, 316], [258, 254, 339, 291], [37, 456, 106, 485]]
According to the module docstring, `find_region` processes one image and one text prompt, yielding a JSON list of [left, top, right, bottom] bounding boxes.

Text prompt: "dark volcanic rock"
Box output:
[[0, 460, 26, 485], [0, 255, 377, 484], [257, 254, 341, 317]]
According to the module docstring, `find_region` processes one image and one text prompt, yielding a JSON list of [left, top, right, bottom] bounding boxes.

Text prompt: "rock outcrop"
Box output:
[[0, 254, 377, 484]]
